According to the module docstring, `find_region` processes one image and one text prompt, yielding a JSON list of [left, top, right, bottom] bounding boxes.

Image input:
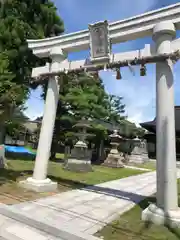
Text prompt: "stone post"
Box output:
[[64, 123, 93, 172], [128, 137, 145, 164], [103, 130, 124, 168], [19, 48, 66, 192], [142, 21, 180, 226], [141, 139, 149, 162]]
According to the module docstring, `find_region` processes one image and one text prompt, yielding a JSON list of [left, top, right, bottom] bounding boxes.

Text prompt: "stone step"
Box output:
[[0, 204, 100, 240]]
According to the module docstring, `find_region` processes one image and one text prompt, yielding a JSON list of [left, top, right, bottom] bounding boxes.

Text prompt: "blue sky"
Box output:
[[25, 0, 180, 125]]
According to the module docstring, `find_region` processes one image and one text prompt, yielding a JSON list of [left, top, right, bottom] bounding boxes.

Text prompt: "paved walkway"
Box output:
[[1, 170, 180, 239], [8, 171, 159, 235]]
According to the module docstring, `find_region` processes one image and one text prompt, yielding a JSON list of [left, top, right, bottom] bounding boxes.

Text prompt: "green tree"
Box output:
[[107, 94, 126, 124], [61, 73, 110, 121], [0, 0, 64, 101], [49, 73, 127, 157], [49, 73, 110, 157], [0, 0, 64, 142], [39, 71, 144, 158]]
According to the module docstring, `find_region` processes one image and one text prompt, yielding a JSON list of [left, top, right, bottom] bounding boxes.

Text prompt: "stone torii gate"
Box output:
[[20, 3, 180, 226]]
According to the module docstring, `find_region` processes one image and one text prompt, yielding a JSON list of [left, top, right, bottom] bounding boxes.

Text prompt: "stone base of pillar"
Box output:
[[64, 159, 93, 172], [19, 177, 57, 193], [142, 153, 150, 162], [142, 204, 180, 228], [103, 153, 124, 168], [129, 154, 145, 164]]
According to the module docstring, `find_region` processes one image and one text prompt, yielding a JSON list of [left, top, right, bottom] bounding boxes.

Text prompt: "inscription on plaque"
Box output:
[[89, 21, 110, 63]]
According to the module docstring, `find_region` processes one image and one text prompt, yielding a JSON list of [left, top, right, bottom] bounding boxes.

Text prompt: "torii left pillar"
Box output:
[[19, 48, 66, 192]]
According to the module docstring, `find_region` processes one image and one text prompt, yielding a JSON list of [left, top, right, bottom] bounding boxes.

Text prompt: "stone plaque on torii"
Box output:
[[19, 3, 180, 228]]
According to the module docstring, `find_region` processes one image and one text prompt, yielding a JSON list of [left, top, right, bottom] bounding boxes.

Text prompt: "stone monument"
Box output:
[[118, 138, 132, 164], [129, 137, 145, 164], [141, 139, 149, 162], [103, 130, 124, 168], [64, 120, 94, 172]]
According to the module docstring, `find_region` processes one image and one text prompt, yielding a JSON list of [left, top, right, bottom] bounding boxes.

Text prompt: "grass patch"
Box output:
[[128, 161, 156, 171], [97, 180, 180, 240], [49, 163, 145, 185], [7, 160, 145, 185], [0, 159, 145, 204], [25, 146, 37, 154], [55, 153, 65, 159]]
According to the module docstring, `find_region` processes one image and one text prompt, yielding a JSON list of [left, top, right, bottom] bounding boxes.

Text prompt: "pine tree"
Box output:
[[0, 0, 64, 110], [0, 0, 64, 141], [50, 73, 126, 157]]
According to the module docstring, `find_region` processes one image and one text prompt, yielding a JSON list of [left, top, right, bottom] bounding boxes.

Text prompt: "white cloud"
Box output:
[[128, 114, 144, 127]]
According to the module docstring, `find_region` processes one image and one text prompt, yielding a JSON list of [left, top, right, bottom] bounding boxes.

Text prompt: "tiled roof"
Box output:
[[140, 106, 180, 133]]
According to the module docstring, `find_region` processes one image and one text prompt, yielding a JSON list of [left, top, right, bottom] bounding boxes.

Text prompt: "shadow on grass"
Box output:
[[0, 168, 32, 183], [165, 223, 180, 239], [138, 196, 156, 210]]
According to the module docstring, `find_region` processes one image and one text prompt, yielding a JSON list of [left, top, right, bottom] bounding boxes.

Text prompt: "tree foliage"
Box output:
[[59, 73, 111, 121], [49, 73, 127, 156], [0, 52, 24, 121], [0, 0, 64, 124], [38, 72, 145, 157], [107, 95, 126, 123]]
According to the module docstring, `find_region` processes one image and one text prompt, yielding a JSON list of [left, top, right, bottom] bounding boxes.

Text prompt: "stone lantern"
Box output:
[[118, 138, 132, 164], [64, 120, 95, 172], [103, 130, 124, 168], [140, 139, 149, 162], [129, 136, 145, 164]]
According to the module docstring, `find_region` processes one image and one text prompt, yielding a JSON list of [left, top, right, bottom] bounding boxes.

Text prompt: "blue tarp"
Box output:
[[5, 145, 35, 155]]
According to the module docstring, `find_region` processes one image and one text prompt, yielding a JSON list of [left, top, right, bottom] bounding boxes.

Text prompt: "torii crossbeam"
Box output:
[[20, 3, 180, 228]]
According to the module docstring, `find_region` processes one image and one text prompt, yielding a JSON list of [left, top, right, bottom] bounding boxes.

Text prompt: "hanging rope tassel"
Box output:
[[116, 68, 122, 80], [140, 63, 147, 76]]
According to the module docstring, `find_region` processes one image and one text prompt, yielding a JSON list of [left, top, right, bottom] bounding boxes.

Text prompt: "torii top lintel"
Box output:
[[27, 3, 180, 58]]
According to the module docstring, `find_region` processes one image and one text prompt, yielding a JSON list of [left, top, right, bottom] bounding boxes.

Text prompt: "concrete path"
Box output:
[[7, 172, 158, 234], [1, 170, 180, 239]]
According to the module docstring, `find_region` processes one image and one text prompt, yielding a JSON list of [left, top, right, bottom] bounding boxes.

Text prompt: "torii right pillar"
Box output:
[[142, 21, 180, 227]]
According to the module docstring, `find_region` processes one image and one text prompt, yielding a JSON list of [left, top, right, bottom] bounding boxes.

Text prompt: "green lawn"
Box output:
[[0, 159, 146, 204], [25, 146, 37, 154], [97, 181, 180, 240], [55, 153, 65, 159], [128, 161, 156, 171], [7, 160, 146, 186]]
